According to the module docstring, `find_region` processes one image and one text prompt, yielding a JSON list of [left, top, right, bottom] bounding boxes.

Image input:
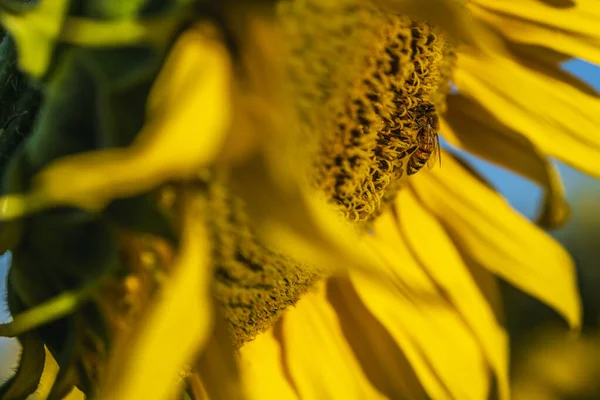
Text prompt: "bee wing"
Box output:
[[436, 133, 442, 167], [426, 133, 441, 169]]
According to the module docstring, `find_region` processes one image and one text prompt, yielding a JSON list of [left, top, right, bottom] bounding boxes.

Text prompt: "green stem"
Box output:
[[0, 280, 101, 337]]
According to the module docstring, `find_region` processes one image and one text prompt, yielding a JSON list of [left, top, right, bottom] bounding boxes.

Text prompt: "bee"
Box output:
[[406, 103, 441, 176]]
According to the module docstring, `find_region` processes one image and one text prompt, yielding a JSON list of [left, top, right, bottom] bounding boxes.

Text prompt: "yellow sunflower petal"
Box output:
[[371, 0, 501, 53], [409, 155, 581, 329], [454, 50, 600, 178], [280, 284, 387, 400], [238, 328, 298, 400], [352, 236, 490, 400], [0, 0, 70, 78], [193, 314, 243, 400], [35, 348, 85, 400], [98, 193, 214, 400], [327, 277, 429, 400], [507, 44, 600, 98], [395, 189, 510, 400], [442, 94, 570, 228], [60, 14, 184, 49], [231, 154, 380, 280], [0, 22, 232, 220], [354, 212, 491, 400], [470, 0, 600, 65], [463, 254, 506, 332]]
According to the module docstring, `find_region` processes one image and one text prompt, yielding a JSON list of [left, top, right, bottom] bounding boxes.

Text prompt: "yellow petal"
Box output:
[[280, 284, 387, 400], [442, 94, 570, 228], [35, 348, 85, 400], [231, 154, 380, 279], [0, 22, 232, 220], [238, 328, 298, 400], [60, 13, 184, 49], [409, 155, 581, 329], [0, 0, 70, 78], [506, 44, 600, 98], [98, 191, 214, 400], [372, 0, 502, 54], [353, 222, 491, 400], [395, 189, 510, 400], [327, 277, 429, 400], [216, 12, 288, 165], [454, 50, 600, 179], [470, 0, 600, 65], [193, 314, 243, 400]]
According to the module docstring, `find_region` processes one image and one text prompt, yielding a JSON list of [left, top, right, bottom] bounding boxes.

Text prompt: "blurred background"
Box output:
[[0, 60, 599, 399]]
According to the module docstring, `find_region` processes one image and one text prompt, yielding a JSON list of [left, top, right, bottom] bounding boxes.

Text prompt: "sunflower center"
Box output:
[[81, 2, 459, 357], [208, 2, 458, 345], [206, 174, 324, 348], [281, 0, 453, 222], [85, 2, 460, 355]]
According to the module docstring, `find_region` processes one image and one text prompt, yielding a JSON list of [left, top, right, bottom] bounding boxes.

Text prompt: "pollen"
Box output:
[[281, 0, 449, 222], [208, 3, 454, 345], [206, 174, 323, 348]]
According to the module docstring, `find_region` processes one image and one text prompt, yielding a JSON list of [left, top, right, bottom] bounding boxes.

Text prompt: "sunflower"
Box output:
[[0, 0, 594, 399]]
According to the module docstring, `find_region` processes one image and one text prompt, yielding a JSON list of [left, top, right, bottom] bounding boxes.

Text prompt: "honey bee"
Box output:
[[406, 103, 441, 176]]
